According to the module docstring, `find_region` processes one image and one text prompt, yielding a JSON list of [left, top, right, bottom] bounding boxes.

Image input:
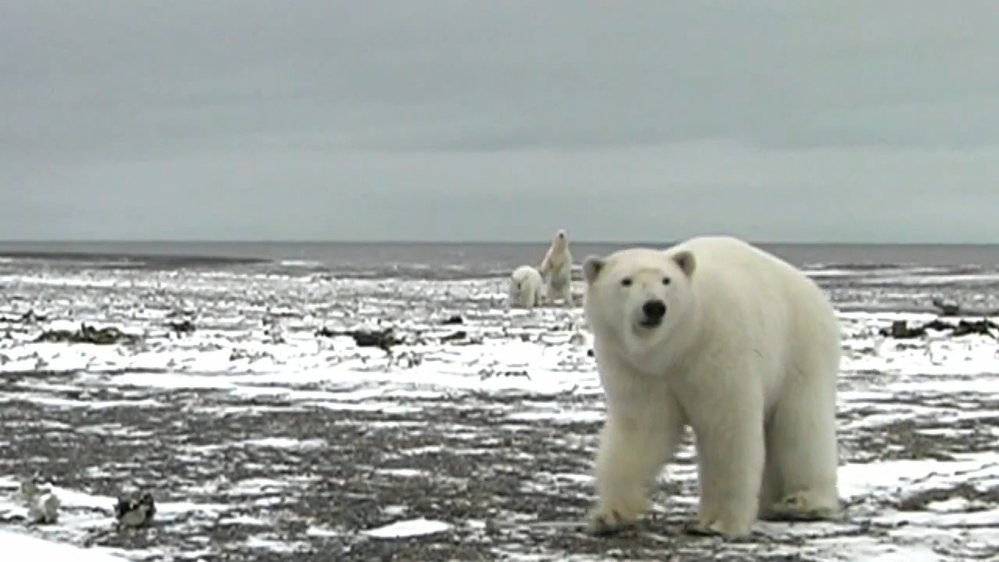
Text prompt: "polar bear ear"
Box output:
[[672, 251, 696, 277], [582, 255, 605, 284]]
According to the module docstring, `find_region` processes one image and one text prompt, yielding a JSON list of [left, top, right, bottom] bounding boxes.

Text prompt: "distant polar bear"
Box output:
[[581, 235, 842, 537], [538, 229, 574, 307], [508, 265, 545, 309]]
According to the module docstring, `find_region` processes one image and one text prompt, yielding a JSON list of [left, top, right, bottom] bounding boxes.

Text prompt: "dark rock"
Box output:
[[952, 319, 999, 338], [928, 298, 999, 317], [35, 323, 139, 345], [0, 310, 46, 324], [880, 317, 998, 340], [879, 320, 925, 339], [931, 298, 961, 316], [115, 491, 156, 529], [167, 319, 196, 334], [922, 319, 955, 332], [441, 315, 464, 325], [315, 327, 402, 351]]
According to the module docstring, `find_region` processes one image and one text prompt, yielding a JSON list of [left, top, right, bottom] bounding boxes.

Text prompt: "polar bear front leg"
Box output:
[[586, 410, 683, 536], [686, 399, 765, 537]]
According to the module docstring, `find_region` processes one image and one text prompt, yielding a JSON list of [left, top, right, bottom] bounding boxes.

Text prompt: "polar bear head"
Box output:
[[550, 229, 569, 252], [582, 248, 697, 348]]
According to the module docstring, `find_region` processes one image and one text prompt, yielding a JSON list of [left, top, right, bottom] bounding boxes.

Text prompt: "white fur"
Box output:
[[581, 235, 841, 537], [538, 229, 574, 307], [509, 265, 545, 309]]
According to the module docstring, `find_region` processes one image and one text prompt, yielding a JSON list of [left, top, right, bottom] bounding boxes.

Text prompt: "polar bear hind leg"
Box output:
[[759, 355, 842, 522], [557, 283, 573, 308], [682, 377, 766, 537]]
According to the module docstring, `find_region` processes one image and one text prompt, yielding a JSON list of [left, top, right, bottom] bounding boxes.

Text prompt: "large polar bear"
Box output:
[[538, 229, 574, 307], [508, 265, 545, 308], [581, 235, 842, 537]]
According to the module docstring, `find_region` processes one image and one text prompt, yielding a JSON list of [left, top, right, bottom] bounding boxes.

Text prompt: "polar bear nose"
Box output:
[[642, 299, 667, 320]]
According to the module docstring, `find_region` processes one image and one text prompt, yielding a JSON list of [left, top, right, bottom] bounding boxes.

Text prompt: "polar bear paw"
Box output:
[[682, 514, 753, 538], [760, 490, 843, 522], [585, 508, 636, 536], [584, 497, 648, 536]]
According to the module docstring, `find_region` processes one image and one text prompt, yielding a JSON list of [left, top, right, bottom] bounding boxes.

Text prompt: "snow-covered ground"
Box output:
[[0, 260, 997, 561], [0, 528, 129, 561]]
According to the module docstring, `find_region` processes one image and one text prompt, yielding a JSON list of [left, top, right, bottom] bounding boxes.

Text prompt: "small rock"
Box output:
[[0, 310, 46, 324], [931, 298, 961, 316], [115, 491, 156, 529], [880, 317, 998, 340], [880, 320, 925, 339], [316, 327, 402, 351], [167, 319, 196, 334], [35, 323, 139, 345]]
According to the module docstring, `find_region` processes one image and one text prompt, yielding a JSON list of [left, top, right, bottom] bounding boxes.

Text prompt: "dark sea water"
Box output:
[[3, 240, 997, 314], [1, 240, 998, 280]]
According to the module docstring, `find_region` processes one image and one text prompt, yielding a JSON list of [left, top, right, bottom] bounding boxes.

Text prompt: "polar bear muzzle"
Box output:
[[639, 299, 667, 327]]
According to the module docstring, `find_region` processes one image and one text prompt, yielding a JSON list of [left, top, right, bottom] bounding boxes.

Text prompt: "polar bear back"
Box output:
[[509, 265, 545, 308], [512, 264, 541, 282], [670, 236, 837, 340], [663, 236, 840, 400]]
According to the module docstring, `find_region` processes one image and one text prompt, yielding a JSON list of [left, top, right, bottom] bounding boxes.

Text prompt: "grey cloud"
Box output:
[[2, 1, 998, 242]]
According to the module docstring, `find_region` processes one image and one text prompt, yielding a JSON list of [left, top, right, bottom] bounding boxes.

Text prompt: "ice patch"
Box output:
[[505, 409, 603, 423], [305, 526, 340, 538], [0, 529, 129, 561], [377, 468, 425, 479], [363, 518, 452, 539], [218, 514, 269, 526], [0, 393, 161, 410], [238, 437, 327, 450], [839, 453, 999, 500], [245, 536, 306, 553]]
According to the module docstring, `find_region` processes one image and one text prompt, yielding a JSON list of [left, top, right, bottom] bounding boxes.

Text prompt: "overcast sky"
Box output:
[[3, 1, 999, 243]]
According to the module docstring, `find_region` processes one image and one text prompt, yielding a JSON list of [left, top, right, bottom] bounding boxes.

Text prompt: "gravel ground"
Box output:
[[1, 260, 997, 561]]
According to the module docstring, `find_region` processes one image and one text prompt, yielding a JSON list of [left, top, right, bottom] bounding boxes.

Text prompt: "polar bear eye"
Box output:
[[620, 277, 632, 287], [662, 277, 671, 285]]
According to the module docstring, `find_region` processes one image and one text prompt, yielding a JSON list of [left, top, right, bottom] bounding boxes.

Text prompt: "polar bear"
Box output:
[[508, 265, 545, 308], [538, 229, 574, 307], [581, 235, 842, 537]]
